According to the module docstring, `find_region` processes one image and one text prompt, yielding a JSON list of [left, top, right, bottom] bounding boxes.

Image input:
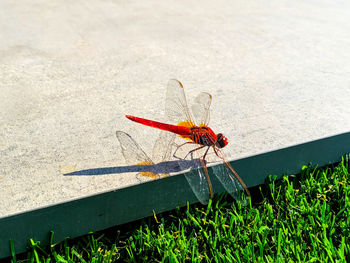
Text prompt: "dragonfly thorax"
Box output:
[[190, 126, 228, 148]]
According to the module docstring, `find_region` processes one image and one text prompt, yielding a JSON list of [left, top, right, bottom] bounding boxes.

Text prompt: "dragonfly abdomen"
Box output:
[[126, 115, 191, 136]]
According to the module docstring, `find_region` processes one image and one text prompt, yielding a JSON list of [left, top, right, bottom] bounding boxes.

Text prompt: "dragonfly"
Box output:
[[126, 79, 250, 203]]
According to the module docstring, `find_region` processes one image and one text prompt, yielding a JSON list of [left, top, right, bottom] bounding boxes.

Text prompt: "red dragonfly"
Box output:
[[126, 79, 250, 203]]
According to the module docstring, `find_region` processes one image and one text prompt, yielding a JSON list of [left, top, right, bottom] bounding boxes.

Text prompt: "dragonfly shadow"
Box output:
[[63, 159, 197, 176]]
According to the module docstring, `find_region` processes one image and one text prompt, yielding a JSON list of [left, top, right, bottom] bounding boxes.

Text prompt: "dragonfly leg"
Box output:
[[213, 147, 225, 160], [184, 145, 206, 159], [173, 141, 197, 159], [202, 146, 211, 161], [200, 158, 213, 198], [213, 147, 251, 197]]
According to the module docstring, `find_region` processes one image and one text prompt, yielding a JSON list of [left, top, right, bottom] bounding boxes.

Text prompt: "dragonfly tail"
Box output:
[[126, 115, 191, 136]]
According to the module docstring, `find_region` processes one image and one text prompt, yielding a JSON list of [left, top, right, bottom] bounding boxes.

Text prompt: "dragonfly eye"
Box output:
[[216, 133, 228, 148]]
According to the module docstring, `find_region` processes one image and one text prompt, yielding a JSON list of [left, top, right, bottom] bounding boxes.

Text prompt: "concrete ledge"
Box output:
[[1, 131, 350, 259]]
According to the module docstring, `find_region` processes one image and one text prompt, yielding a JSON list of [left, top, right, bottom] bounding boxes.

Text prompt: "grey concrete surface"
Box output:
[[1, 0, 350, 217]]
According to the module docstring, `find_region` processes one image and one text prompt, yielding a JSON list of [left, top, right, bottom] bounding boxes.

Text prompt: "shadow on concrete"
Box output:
[[63, 159, 196, 176]]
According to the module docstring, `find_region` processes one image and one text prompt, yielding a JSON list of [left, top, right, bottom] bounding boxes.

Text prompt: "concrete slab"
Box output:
[[1, 0, 350, 218]]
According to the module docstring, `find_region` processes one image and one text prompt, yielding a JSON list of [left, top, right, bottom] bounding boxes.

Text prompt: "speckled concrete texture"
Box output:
[[1, 0, 350, 216]]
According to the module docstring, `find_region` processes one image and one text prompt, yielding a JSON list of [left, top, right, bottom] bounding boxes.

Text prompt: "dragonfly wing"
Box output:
[[166, 79, 194, 125], [212, 161, 249, 204], [152, 131, 176, 163], [116, 131, 160, 180], [175, 143, 212, 204], [191, 92, 212, 126], [181, 159, 211, 205], [116, 131, 153, 165]]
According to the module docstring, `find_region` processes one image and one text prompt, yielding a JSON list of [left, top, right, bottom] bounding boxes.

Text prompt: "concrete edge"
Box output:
[[1, 131, 350, 258]]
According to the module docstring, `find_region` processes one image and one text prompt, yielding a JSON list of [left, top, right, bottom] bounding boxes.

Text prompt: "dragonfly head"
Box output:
[[216, 133, 228, 148]]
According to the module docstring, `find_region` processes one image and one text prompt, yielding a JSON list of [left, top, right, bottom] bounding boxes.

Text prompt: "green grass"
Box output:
[[9, 156, 350, 262]]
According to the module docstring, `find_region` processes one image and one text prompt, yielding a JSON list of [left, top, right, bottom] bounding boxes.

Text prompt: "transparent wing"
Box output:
[[176, 143, 212, 204], [116, 131, 160, 180], [152, 131, 176, 163], [165, 79, 195, 126], [181, 159, 211, 205], [212, 161, 250, 205], [116, 131, 153, 165], [191, 92, 212, 126]]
